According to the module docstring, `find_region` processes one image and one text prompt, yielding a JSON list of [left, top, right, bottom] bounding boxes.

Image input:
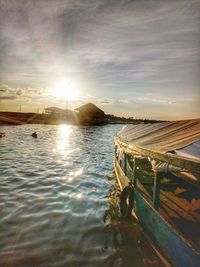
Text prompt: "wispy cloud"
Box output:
[[0, 84, 47, 101], [0, 0, 199, 118], [137, 96, 173, 105], [97, 98, 114, 105]]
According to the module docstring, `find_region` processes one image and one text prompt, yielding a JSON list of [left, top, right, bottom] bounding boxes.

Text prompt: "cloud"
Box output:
[[1, 1, 199, 82], [0, 96, 16, 100], [79, 94, 96, 100], [0, 84, 48, 102], [137, 96, 174, 105], [97, 98, 114, 105], [0, 0, 199, 118], [95, 98, 131, 106], [117, 99, 129, 104], [16, 89, 23, 95]]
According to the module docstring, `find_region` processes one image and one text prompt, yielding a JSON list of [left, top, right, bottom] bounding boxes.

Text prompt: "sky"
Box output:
[[0, 0, 199, 120]]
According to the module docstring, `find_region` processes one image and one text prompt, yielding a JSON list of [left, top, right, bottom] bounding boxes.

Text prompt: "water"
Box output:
[[0, 124, 164, 267]]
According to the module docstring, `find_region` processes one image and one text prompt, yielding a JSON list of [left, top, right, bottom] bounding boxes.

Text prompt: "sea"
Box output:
[[0, 124, 164, 267]]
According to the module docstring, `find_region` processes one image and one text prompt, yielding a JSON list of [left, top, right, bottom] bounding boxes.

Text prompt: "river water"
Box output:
[[0, 124, 164, 267]]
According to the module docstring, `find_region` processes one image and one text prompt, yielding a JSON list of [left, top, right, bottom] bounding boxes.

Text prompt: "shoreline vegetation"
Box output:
[[0, 102, 165, 126]]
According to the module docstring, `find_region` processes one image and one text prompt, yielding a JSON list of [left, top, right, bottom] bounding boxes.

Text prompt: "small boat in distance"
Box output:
[[32, 132, 37, 138], [114, 119, 200, 267], [0, 132, 6, 138]]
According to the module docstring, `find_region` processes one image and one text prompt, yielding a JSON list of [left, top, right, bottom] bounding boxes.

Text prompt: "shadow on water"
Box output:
[[103, 173, 166, 267]]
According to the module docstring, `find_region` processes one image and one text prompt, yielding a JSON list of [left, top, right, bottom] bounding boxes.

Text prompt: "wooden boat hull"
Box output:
[[114, 159, 200, 267], [135, 190, 200, 267]]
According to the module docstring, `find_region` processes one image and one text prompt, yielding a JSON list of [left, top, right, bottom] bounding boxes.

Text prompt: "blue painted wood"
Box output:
[[134, 190, 200, 267]]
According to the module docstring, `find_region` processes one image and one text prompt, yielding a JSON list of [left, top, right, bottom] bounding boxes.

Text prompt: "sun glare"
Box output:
[[56, 124, 71, 156], [51, 80, 78, 101]]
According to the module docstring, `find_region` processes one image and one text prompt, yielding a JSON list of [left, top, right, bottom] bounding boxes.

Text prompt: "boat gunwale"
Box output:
[[115, 136, 200, 176]]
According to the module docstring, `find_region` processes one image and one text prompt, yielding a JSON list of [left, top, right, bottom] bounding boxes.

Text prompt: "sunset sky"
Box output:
[[0, 0, 199, 120]]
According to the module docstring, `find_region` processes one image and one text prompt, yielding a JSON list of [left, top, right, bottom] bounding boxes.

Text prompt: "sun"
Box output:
[[51, 80, 78, 101]]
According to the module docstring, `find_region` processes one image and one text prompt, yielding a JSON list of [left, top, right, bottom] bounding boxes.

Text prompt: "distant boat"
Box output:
[[114, 119, 200, 267], [32, 132, 37, 138], [0, 132, 6, 138]]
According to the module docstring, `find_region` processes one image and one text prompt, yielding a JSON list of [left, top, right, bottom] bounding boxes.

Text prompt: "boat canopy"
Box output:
[[116, 119, 200, 173]]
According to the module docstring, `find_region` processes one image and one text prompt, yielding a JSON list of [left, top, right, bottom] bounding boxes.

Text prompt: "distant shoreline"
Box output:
[[0, 111, 166, 126]]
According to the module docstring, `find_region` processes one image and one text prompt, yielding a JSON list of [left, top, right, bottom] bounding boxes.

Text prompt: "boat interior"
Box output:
[[116, 152, 200, 252]]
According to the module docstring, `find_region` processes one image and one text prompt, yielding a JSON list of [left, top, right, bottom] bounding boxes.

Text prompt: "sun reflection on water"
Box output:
[[62, 169, 83, 182], [56, 125, 72, 156], [60, 191, 83, 200]]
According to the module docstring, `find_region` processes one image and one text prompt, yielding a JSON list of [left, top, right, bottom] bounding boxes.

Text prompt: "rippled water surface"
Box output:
[[0, 124, 164, 267]]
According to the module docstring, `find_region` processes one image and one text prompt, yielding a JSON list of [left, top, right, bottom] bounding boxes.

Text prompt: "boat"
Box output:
[[0, 132, 6, 138], [114, 119, 200, 267]]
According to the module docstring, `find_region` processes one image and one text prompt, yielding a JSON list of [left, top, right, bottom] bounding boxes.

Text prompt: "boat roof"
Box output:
[[116, 119, 200, 173]]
